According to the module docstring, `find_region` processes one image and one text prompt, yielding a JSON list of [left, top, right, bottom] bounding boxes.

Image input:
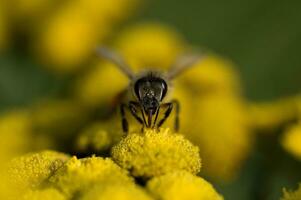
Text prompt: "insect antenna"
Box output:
[[96, 47, 135, 79], [166, 52, 205, 80]]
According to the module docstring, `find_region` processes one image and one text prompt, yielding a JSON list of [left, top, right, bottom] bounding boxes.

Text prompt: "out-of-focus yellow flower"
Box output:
[[176, 54, 241, 95], [36, 11, 101, 71], [22, 188, 66, 200], [81, 182, 153, 200], [74, 62, 128, 107], [281, 123, 301, 160], [114, 23, 186, 71], [49, 156, 132, 198], [35, 0, 139, 72], [281, 184, 301, 200], [111, 128, 201, 178], [7, 151, 69, 190], [75, 117, 124, 153], [182, 94, 252, 181], [147, 171, 223, 200], [248, 97, 299, 131]]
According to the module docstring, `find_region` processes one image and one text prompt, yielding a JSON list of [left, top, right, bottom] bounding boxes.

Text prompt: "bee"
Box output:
[[97, 47, 203, 133]]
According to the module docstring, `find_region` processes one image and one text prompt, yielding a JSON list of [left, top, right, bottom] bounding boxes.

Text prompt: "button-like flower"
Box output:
[[146, 170, 223, 200], [111, 128, 201, 178], [49, 156, 133, 198], [7, 150, 70, 190]]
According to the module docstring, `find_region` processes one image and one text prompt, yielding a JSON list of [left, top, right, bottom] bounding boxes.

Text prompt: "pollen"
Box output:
[[49, 156, 133, 198], [7, 150, 70, 190], [111, 128, 201, 178]]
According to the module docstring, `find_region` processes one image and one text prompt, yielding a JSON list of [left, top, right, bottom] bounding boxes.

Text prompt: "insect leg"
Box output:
[[129, 101, 144, 125], [156, 103, 173, 129], [120, 104, 129, 133], [172, 99, 180, 132], [152, 106, 160, 129]]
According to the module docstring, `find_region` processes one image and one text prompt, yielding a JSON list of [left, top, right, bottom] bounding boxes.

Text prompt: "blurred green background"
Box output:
[[0, 1, 301, 200]]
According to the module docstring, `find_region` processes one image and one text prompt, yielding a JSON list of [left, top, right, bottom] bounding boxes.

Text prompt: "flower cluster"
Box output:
[[0, 1, 301, 199]]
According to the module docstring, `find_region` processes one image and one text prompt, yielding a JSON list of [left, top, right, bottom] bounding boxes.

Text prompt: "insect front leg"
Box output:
[[156, 99, 180, 132], [120, 101, 145, 133], [156, 102, 173, 129], [129, 101, 145, 125]]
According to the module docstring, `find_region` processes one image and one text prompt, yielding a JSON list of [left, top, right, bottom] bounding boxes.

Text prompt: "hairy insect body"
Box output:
[[97, 47, 201, 133]]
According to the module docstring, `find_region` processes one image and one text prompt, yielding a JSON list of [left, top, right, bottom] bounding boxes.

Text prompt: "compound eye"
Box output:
[[134, 79, 148, 100], [153, 80, 167, 101]]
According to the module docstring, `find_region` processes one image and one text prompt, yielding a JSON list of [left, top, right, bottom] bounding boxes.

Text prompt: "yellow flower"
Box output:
[[22, 188, 66, 200], [281, 184, 301, 200], [35, 0, 139, 72], [111, 128, 201, 178], [75, 118, 124, 153], [176, 54, 241, 95], [74, 61, 128, 107], [281, 123, 301, 160], [49, 156, 132, 197], [114, 23, 186, 71], [36, 11, 101, 70], [181, 94, 252, 181], [81, 182, 153, 200], [248, 97, 299, 131], [7, 151, 70, 190], [146, 171, 223, 200]]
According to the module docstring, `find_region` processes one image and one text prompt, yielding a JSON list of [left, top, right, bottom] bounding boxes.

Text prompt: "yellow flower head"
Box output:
[[74, 61, 128, 107], [75, 118, 124, 153], [7, 151, 70, 190], [111, 128, 201, 178], [49, 156, 132, 197], [182, 95, 252, 181], [281, 123, 301, 160], [22, 188, 66, 200], [36, 11, 100, 70], [146, 171, 223, 200], [115, 23, 186, 71], [81, 182, 153, 200], [281, 184, 301, 200], [35, 0, 139, 72]]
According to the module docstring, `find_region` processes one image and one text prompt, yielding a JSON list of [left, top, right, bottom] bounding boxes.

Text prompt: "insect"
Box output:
[[97, 47, 203, 133]]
